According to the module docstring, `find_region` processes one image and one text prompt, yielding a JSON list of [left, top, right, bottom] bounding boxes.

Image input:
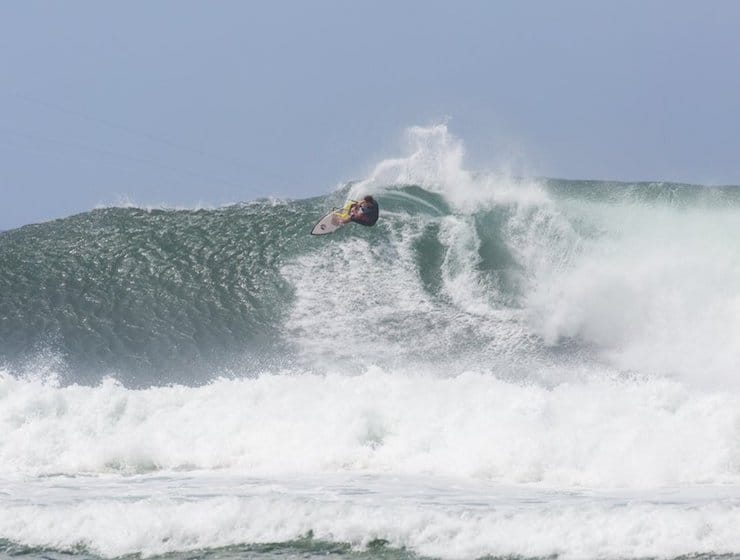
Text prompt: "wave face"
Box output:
[[4, 125, 740, 559]]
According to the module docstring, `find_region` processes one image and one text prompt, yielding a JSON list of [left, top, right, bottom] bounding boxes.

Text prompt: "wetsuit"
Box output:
[[351, 201, 379, 226]]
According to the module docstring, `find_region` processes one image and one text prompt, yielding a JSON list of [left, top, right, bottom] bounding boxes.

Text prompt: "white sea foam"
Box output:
[[525, 201, 740, 388], [2, 371, 739, 487], [347, 125, 740, 391], [3, 473, 740, 559]]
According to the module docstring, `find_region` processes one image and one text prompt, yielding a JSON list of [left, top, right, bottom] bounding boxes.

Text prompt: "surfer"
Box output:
[[340, 196, 379, 226]]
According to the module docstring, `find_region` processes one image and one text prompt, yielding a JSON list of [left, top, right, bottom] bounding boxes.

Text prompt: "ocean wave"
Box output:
[[5, 124, 740, 560], [3, 125, 740, 389]]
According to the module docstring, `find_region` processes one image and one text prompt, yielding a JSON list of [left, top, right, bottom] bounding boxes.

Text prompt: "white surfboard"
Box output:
[[310, 209, 346, 235], [311, 201, 357, 235]]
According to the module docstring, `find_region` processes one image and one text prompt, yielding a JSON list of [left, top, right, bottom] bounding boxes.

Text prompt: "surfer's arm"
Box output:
[[338, 202, 358, 224]]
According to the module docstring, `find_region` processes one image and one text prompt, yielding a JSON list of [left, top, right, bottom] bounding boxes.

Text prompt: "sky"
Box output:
[[2, 0, 740, 230]]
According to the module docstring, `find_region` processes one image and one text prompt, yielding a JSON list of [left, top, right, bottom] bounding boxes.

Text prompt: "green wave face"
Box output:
[[3, 180, 740, 386], [0, 200, 319, 384]]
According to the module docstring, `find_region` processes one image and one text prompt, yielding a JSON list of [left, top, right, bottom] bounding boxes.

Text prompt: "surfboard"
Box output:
[[310, 201, 357, 236], [310, 209, 344, 235]]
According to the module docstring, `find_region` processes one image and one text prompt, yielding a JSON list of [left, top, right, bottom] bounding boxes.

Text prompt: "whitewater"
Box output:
[[3, 125, 740, 559]]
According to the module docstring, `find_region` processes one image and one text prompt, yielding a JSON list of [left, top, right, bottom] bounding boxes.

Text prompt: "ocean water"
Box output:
[[3, 125, 740, 559]]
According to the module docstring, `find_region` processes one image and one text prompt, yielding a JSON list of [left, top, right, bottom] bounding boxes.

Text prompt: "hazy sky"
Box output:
[[2, 1, 740, 229]]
